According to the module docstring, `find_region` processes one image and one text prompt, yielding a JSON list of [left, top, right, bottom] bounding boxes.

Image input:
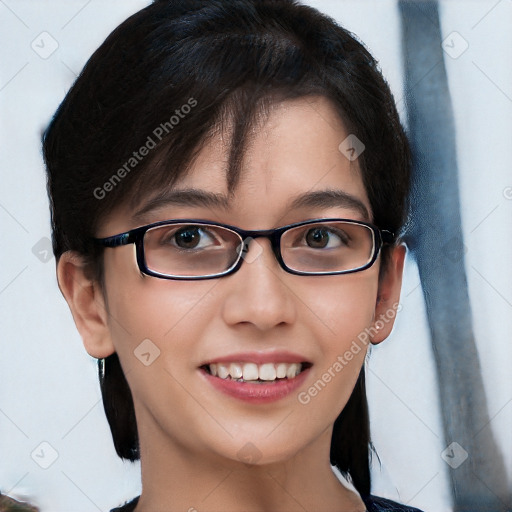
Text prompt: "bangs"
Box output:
[[99, 13, 340, 220], [123, 86, 333, 215]]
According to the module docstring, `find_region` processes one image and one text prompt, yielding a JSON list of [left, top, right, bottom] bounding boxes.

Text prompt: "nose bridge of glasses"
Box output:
[[231, 226, 282, 268], [238, 234, 277, 265]]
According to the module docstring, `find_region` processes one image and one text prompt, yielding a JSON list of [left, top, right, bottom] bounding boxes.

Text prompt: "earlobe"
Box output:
[[370, 244, 406, 345], [57, 251, 116, 358]]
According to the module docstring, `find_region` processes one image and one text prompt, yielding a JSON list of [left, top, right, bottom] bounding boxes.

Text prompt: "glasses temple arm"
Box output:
[[93, 232, 134, 248]]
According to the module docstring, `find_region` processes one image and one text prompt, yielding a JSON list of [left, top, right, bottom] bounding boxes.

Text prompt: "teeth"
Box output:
[[217, 364, 229, 379], [259, 363, 277, 381], [286, 363, 299, 379], [230, 363, 243, 379], [276, 363, 287, 379], [207, 362, 303, 381], [242, 363, 259, 381]]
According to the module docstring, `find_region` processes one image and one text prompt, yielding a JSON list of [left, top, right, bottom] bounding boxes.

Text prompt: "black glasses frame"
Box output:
[[93, 218, 395, 280]]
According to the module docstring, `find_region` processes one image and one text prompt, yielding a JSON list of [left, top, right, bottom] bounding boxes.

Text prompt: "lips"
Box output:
[[198, 351, 312, 402]]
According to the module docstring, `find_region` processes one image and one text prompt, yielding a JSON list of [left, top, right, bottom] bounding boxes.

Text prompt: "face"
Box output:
[[87, 96, 395, 467]]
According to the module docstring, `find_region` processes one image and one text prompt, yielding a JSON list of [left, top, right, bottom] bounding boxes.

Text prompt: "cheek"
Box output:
[[103, 271, 223, 437], [298, 270, 379, 350], [108, 280, 219, 356], [294, 272, 378, 415], [103, 247, 219, 369]]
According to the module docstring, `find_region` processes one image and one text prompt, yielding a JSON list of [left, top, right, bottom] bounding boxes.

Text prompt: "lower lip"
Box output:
[[200, 367, 311, 403]]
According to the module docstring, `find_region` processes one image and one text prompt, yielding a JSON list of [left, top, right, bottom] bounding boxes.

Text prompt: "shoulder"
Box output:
[[361, 494, 425, 512], [110, 496, 139, 512]]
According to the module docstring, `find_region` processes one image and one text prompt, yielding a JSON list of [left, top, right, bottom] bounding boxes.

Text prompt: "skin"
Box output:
[[58, 96, 405, 512]]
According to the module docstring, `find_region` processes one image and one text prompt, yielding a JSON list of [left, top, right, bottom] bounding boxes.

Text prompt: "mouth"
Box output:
[[200, 361, 313, 384], [198, 351, 313, 402]]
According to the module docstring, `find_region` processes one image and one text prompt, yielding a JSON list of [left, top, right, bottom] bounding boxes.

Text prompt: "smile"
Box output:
[[199, 353, 313, 403], [202, 362, 311, 383]]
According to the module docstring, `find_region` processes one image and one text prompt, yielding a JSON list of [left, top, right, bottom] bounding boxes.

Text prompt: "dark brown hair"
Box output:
[[43, 0, 410, 497]]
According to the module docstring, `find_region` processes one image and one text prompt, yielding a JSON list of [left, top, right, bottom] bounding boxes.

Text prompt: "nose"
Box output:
[[221, 238, 297, 331]]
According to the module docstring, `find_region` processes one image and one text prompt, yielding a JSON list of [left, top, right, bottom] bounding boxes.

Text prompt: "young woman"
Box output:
[[43, 1, 423, 510]]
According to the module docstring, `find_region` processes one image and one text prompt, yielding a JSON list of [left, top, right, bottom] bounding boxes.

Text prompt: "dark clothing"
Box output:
[[111, 494, 424, 511], [362, 495, 424, 512]]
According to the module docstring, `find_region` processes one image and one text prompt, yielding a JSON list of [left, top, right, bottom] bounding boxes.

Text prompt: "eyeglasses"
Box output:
[[93, 218, 394, 280]]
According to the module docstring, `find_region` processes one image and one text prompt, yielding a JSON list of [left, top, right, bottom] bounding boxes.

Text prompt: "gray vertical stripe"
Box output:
[[399, 1, 509, 510]]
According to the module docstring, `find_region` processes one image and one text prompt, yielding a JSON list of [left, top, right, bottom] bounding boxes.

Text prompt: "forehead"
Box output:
[[106, 96, 371, 233], [181, 96, 361, 188]]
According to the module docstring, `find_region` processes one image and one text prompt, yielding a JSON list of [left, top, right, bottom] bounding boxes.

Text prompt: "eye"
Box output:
[[304, 227, 348, 249], [169, 226, 217, 249]]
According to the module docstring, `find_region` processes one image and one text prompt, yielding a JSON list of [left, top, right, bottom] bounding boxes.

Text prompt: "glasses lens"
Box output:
[[281, 221, 375, 273], [143, 223, 242, 277]]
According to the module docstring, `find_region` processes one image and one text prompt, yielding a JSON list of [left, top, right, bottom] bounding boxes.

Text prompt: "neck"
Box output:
[[133, 416, 365, 512]]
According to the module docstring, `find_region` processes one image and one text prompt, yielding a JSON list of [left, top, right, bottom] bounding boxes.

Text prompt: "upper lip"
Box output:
[[199, 350, 312, 367]]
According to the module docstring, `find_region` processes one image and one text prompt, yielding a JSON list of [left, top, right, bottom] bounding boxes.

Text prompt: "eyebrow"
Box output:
[[133, 189, 231, 222], [132, 188, 370, 222], [289, 190, 370, 220]]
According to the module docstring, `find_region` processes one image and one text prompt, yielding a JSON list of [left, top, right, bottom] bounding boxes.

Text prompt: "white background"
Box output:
[[1, 1, 511, 511]]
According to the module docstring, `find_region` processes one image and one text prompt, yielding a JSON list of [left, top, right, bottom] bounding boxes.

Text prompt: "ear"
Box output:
[[370, 244, 406, 345], [57, 251, 115, 358]]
